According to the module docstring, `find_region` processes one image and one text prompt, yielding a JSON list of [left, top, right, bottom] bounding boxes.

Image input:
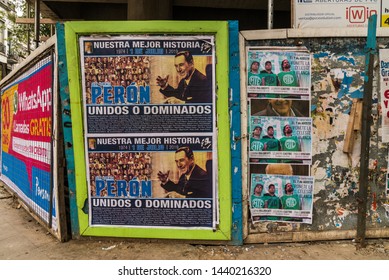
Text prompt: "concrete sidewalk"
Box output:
[[1, 185, 389, 260]]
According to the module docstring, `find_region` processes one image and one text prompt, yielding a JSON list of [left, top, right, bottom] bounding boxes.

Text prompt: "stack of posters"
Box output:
[[246, 47, 314, 223]]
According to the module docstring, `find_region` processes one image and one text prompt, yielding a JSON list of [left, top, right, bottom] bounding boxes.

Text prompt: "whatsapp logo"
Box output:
[[13, 90, 18, 114]]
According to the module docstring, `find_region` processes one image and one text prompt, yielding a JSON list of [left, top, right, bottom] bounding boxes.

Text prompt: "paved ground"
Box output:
[[1, 185, 389, 260]]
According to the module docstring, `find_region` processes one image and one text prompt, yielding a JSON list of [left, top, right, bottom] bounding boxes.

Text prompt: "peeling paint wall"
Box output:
[[246, 37, 389, 238], [311, 44, 364, 231]]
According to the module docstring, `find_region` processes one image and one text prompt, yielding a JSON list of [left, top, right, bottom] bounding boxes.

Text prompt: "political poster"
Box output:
[[248, 116, 312, 164], [79, 35, 217, 228], [0, 55, 58, 228], [250, 173, 314, 223], [245, 46, 314, 223], [246, 48, 311, 99]]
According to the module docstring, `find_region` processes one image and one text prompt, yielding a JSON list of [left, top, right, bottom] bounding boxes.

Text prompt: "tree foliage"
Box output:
[[3, 0, 52, 58]]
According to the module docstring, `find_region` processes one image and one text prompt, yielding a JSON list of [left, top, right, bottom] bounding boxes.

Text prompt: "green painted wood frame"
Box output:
[[64, 21, 231, 240]]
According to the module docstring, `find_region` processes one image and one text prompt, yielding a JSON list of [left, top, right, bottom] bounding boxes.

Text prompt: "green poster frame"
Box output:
[[64, 21, 231, 240]]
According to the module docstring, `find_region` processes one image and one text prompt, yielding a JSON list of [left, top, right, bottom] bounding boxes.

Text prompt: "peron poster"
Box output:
[[80, 35, 217, 228]]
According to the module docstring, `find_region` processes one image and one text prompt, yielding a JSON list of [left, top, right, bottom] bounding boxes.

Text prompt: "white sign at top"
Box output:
[[293, 0, 380, 28]]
